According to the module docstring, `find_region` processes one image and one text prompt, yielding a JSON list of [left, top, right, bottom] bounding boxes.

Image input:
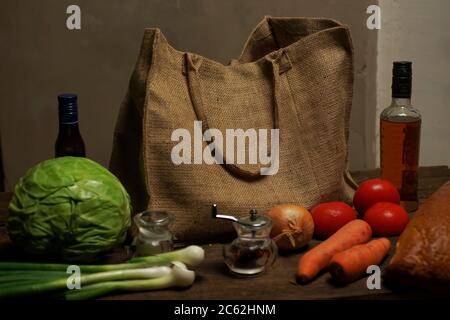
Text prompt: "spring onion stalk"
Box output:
[[0, 270, 67, 277], [0, 266, 172, 299], [0, 273, 66, 284], [0, 270, 68, 279], [0, 271, 68, 286], [65, 262, 195, 300], [0, 279, 50, 289], [0, 246, 204, 299], [127, 246, 205, 266], [0, 246, 204, 273]]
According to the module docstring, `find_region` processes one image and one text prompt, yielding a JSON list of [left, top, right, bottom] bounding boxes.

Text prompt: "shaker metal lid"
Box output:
[[212, 204, 272, 230], [135, 211, 171, 227], [237, 212, 272, 229]]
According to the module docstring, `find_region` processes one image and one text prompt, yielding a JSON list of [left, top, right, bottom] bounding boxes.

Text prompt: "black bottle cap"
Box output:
[[58, 93, 78, 124], [392, 61, 412, 98]]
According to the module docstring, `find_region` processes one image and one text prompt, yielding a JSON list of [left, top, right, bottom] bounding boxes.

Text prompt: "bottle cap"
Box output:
[[393, 61, 412, 77], [392, 61, 412, 98], [58, 93, 78, 124]]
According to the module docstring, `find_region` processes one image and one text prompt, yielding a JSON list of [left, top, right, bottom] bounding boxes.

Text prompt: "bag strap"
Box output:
[[184, 50, 291, 180]]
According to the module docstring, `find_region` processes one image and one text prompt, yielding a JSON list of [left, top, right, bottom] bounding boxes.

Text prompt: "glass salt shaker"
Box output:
[[212, 204, 277, 276], [133, 211, 174, 256]]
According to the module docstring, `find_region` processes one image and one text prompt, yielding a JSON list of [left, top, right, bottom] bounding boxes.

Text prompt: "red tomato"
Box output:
[[353, 179, 400, 215], [363, 202, 409, 236], [311, 202, 357, 239]]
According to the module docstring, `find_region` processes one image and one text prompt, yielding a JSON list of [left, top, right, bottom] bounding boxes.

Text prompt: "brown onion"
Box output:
[[267, 204, 314, 250]]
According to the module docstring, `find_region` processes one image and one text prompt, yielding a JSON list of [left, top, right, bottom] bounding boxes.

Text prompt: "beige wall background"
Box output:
[[376, 0, 450, 167], [1, 0, 376, 190]]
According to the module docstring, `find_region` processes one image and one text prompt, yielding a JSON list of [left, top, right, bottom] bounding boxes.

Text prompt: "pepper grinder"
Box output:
[[212, 204, 277, 276]]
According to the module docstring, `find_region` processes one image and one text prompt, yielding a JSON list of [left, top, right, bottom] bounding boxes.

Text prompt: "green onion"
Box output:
[[0, 266, 172, 299], [65, 262, 195, 300], [0, 246, 204, 299], [0, 245, 204, 273]]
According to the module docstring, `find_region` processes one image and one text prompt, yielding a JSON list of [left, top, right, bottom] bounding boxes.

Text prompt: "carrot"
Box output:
[[296, 219, 372, 283], [328, 237, 391, 283]]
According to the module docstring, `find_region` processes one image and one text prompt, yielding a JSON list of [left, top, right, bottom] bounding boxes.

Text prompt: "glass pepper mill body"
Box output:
[[213, 205, 277, 276], [134, 211, 174, 256]]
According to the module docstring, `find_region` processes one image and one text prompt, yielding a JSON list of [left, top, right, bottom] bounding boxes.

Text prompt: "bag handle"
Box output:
[[184, 50, 291, 180]]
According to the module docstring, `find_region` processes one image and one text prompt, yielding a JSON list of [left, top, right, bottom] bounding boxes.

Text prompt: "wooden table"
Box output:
[[1, 166, 449, 300]]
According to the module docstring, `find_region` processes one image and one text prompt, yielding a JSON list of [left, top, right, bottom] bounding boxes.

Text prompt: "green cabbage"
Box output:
[[8, 157, 131, 261]]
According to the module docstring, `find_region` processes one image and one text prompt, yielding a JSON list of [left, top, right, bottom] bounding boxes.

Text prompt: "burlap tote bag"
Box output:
[[110, 16, 357, 244]]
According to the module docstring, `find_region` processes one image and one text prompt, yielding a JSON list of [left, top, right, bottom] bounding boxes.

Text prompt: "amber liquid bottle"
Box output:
[[55, 93, 86, 158], [380, 62, 421, 212]]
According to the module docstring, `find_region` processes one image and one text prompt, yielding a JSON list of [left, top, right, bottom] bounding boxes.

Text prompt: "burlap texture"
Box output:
[[110, 16, 357, 244]]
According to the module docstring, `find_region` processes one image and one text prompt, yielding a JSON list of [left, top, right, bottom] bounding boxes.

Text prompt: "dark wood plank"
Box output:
[[103, 240, 410, 300], [0, 166, 449, 300]]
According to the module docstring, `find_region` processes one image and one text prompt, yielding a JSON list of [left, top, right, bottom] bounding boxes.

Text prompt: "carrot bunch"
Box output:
[[296, 219, 391, 284]]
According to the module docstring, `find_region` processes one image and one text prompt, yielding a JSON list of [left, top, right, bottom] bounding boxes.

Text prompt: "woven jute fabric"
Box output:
[[110, 17, 357, 244]]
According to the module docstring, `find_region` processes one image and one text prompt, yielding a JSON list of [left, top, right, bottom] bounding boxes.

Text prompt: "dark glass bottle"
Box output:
[[55, 93, 86, 158], [380, 62, 421, 212]]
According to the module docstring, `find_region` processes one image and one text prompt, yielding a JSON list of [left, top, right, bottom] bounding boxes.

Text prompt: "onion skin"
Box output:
[[267, 204, 314, 250]]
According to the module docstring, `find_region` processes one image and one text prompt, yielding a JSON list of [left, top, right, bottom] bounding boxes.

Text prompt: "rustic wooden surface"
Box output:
[[0, 166, 449, 300]]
